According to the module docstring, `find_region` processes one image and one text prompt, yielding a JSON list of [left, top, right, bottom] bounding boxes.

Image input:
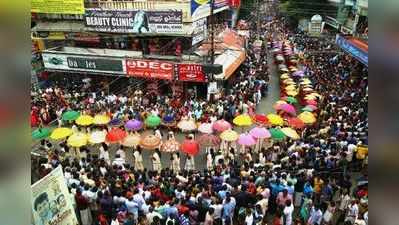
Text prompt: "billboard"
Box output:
[[31, 0, 84, 14], [178, 64, 207, 82], [191, 0, 228, 21], [336, 35, 368, 66], [31, 166, 78, 225], [84, 9, 183, 34], [126, 59, 174, 80], [192, 18, 208, 45]]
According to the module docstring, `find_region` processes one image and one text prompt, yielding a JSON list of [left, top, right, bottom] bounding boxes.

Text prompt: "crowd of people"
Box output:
[[31, 13, 368, 225]]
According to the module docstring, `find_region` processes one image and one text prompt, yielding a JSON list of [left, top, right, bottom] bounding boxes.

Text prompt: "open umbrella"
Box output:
[[145, 115, 161, 128], [237, 133, 257, 146], [161, 139, 181, 152], [287, 117, 305, 129], [76, 115, 94, 126], [298, 112, 317, 124], [286, 90, 298, 96], [253, 114, 269, 125], [285, 85, 297, 91], [67, 133, 88, 147], [181, 139, 200, 156], [198, 134, 221, 147], [301, 106, 315, 112], [125, 119, 143, 131], [212, 119, 232, 132], [177, 119, 197, 132], [88, 131, 106, 144], [198, 123, 214, 134], [109, 118, 123, 127], [267, 114, 284, 126], [292, 70, 304, 77], [106, 128, 127, 143], [285, 96, 298, 104], [276, 103, 296, 115], [280, 73, 290, 79], [32, 128, 51, 140], [233, 114, 253, 127], [281, 127, 300, 140], [140, 134, 161, 150], [161, 115, 176, 127], [249, 127, 271, 139], [220, 129, 239, 142], [50, 127, 73, 140], [304, 95, 317, 101], [62, 110, 80, 121], [273, 100, 287, 110], [122, 134, 141, 147], [93, 115, 111, 125], [269, 128, 286, 141], [305, 104, 318, 110]]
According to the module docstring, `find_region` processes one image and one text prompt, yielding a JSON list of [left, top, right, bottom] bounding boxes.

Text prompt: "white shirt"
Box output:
[[116, 149, 126, 160], [283, 204, 294, 225], [211, 204, 223, 219], [245, 213, 254, 225]]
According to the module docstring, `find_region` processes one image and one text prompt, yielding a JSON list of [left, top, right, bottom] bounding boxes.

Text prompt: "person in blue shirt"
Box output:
[[222, 195, 236, 225]]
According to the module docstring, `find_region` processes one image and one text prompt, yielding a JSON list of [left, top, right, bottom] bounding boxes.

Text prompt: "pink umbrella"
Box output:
[[198, 134, 221, 147], [249, 127, 271, 139], [237, 133, 257, 146], [277, 103, 296, 115], [198, 123, 214, 134], [212, 119, 232, 132]]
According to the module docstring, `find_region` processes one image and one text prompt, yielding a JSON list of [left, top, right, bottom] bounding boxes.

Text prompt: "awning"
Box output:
[[214, 49, 246, 80], [336, 35, 368, 66]]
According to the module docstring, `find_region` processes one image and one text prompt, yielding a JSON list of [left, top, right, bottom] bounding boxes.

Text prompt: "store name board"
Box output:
[[192, 18, 208, 45], [191, 0, 228, 21], [178, 64, 207, 82], [31, 0, 84, 14], [126, 59, 174, 80], [84, 9, 183, 34], [336, 35, 368, 66]]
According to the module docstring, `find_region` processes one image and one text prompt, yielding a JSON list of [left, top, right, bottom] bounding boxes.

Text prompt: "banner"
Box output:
[[84, 9, 183, 34], [31, 166, 78, 225], [192, 18, 208, 45], [191, 0, 228, 21], [126, 59, 174, 80], [178, 64, 207, 82], [336, 35, 368, 66], [42, 53, 126, 74], [31, 0, 84, 14]]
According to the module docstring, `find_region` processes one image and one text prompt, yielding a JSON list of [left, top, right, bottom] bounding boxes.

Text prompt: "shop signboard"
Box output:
[[84, 9, 183, 34], [42, 53, 125, 74], [31, 166, 78, 225], [31, 0, 84, 14], [178, 64, 207, 82], [191, 0, 228, 21], [192, 18, 208, 45], [335, 35, 368, 66], [126, 59, 174, 80]]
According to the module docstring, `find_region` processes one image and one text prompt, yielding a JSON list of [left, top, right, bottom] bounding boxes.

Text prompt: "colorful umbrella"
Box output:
[[302, 87, 313, 92], [161, 139, 181, 152], [287, 117, 305, 129], [281, 127, 300, 140], [145, 115, 161, 128], [298, 112, 317, 124], [212, 119, 232, 132], [32, 128, 51, 140], [249, 127, 271, 139], [301, 106, 315, 112], [220, 129, 239, 142], [286, 90, 298, 96], [93, 115, 111, 125], [267, 114, 284, 126], [300, 80, 312, 85], [306, 99, 318, 106], [125, 119, 143, 131], [109, 118, 123, 127], [162, 115, 175, 123], [237, 133, 257, 146], [67, 133, 88, 147], [233, 114, 253, 127], [50, 127, 73, 140], [292, 70, 304, 77], [280, 73, 290, 79], [177, 119, 197, 132], [273, 100, 287, 109], [285, 85, 297, 91], [198, 134, 221, 147], [62, 110, 80, 121], [269, 128, 286, 141], [181, 139, 200, 156], [76, 115, 94, 126], [285, 96, 298, 104], [122, 134, 141, 147], [253, 114, 269, 125], [140, 134, 161, 150], [198, 123, 214, 134], [88, 131, 106, 144], [306, 105, 318, 110], [304, 95, 317, 101], [106, 128, 127, 143], [276, 103, 296, 115]]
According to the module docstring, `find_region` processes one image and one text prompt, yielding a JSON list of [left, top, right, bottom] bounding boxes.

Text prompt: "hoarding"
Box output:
[[178, 64, 207, 82], [191, 0, 228, 21], [126, 59, 174, 80], [336, 35, 368, 66], [31, 0, 84, 14], [192, 18, 208, 45]]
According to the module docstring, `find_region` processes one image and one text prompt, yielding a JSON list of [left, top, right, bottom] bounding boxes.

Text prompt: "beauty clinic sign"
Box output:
[[126, 59, 174, 80], [178, 64, 207, 82]]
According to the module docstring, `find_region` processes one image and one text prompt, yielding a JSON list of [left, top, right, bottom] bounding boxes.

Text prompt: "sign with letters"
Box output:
[[31, 0, 84, 14], [178, 64, 207, 82], [126, 59, 174, 80]]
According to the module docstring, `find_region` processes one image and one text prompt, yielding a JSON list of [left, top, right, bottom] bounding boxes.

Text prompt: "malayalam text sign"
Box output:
[[31, 0, 84, 14]]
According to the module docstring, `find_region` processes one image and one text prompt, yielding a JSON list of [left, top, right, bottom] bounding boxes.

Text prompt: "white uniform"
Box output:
[[152, 152, 162, 173], [133, 150, 144, 171]]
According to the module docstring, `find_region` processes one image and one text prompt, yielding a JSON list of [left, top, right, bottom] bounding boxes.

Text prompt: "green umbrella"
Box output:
[[32, 128, 51, 140], [301, 106, 314, 112], [269, 128, 286, 141], [62, 110, 80, 121], [286, 96, 298, 104], [145, 115, 161, 128]]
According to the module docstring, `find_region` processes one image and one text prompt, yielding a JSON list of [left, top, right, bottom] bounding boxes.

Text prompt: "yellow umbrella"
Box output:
[[273, 100, 287, 109], [300, 79, 312, 85], [67, 132, 88, 147], [289, 67, 298, 72], [122, 134, 141, 147], [280, 73, 290, 79], [220, 129, 239, 142], [267, 114, 284, 126], [283, 80, 295, 85], [298, 111, 317, 124], [93, 115, 111, 125], [302, 87, 313, 92], [76, 115, 94, 126], [281, 127, 300, 140], [285, 85, 297, 91], [308, 93, 322, 98], [233, 114, 253, 127], [304, 95, 317, 100], [50, 127, 73, 140], [287, 91, 298, 96]]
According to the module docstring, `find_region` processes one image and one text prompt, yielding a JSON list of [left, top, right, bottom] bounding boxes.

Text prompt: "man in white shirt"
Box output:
[[283, 200, 294, 225]]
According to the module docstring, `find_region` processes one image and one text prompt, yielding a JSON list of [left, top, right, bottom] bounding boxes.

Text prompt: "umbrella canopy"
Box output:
[[198, 123, 214, 134], [177, 119, 197, 132], [285, 96, 298, 104], [122, 134, 142, 147], [161, 139, 181, 152], [302, 106, 315, 112], [125, 119, 143, 131], [76, 115, 94, 126], [280, 73, 290, 79], [62, 110, 80, 121], [67, 133, 88, 147], [93, 115, 111, 125], [281, 127, 300, 140], [276, 103, 296, 115], [212, 119, 232, 132], [181, 139, 200, 156], [198, 134, 221, 147], [249, 127, 271, 139], [292, 70, 304, 77], [109, 118, 123, 127], [269, 128, 286, 141], [286, 90, 298, 96], [145, 115, 161, 128], [288, 117, 305, 129], [220, 129, 239, 142], [140, 134, 161, 150], [306, 100, 318, 106], [237, 133, 257, 146], [285, 85, 297, 91], [106, 128, 127, 143], [298, 112, 317, 124], [302, 87, 314, 92], [50, 127, 73, 140], [300, 80, 312, 85], [32, 128, 51, 140], [162, 115, 175, 123], [267, 114, 284, 126], [253, 114, 269, 125], [233, 114, 253, 127], [88, 131, 106, 144], [304, 95, 317, 101], [273, 100, 287, 109], [305, 104, 318, 110]]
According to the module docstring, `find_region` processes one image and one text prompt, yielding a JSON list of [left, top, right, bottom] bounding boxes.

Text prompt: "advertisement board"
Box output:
[[178, 64, 207, 82], [192, 18, 208, 45], [336, 35, 368, 66], [84, 9, 183, 34], [42, 53, 126, 74], [31, 166, 78, 225], [31, 0, 84, 14], [191, 0, 228, 21], [126, 59, 174, 80]]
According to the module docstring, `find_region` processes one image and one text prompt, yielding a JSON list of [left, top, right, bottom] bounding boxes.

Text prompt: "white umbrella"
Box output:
[[88, 131, 106, 144], [177, 119, 197, 132], [198, 123, 213, 134]]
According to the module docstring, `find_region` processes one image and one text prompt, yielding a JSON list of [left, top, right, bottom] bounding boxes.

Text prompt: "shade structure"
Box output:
[[288, 117, 305, 129], [300, 80, 312, 85], [177, 119, 197, 132], [140, 134, 161, 150], [161, 139, 181, 152], [280, 73, 290, 79], [253, 114, 269, 125], [62, 110, 80, 121], [220, 129, 239, 142], [198, 134, 221, 147], [50, 127, 73, 140], [269, 128, 286, 141], [276, 103, 296, 115], [212, 119, 232, 132], [67, 133, 88, 147], [198, 123, 214, 134], [286, 90, 298, 96], [109, 118, 123, 127], [237, 133, 257, 146], [298, 111, 317, 124], [233, 114, 253, 127], [285, 96, 298, 104], [88, 131, 107, 144], [122, 134, 141, 147], [181, 139, 200, 156], [267, 114, 284, 126], [76, 115, 94, 126], [292, 70, 304, 77], [304, 95, 317, 101], [305, 104, 318, 110], [285, 85, 297, 91], [273, 100, 287, 109], [32, 128, 51, 140], [125, 119, 143, 131], [93, 115, 111, 125], [301, 106, 314, 112], [106, 128, 127, 143], [249, 127, 271, 139], [281, 127, 300, 140], [302, 87, 313, 92], [162, 115, 175, 123], [145, 115, 161, 128]]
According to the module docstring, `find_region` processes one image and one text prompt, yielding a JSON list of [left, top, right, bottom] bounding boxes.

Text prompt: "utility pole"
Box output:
[[210, 0, 215, 65]]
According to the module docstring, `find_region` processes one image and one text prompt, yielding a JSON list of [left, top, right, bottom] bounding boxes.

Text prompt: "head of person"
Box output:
[[34, 192, 51, 220]]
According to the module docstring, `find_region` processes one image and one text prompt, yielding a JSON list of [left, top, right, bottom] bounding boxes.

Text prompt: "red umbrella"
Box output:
[[288, 117, 305, 129], [306, 100, 318, 106], [212, 119, 232, 132], [181, 139, 200, 156], [106, 128, 127, 143], [253, 114, 269, 125]]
